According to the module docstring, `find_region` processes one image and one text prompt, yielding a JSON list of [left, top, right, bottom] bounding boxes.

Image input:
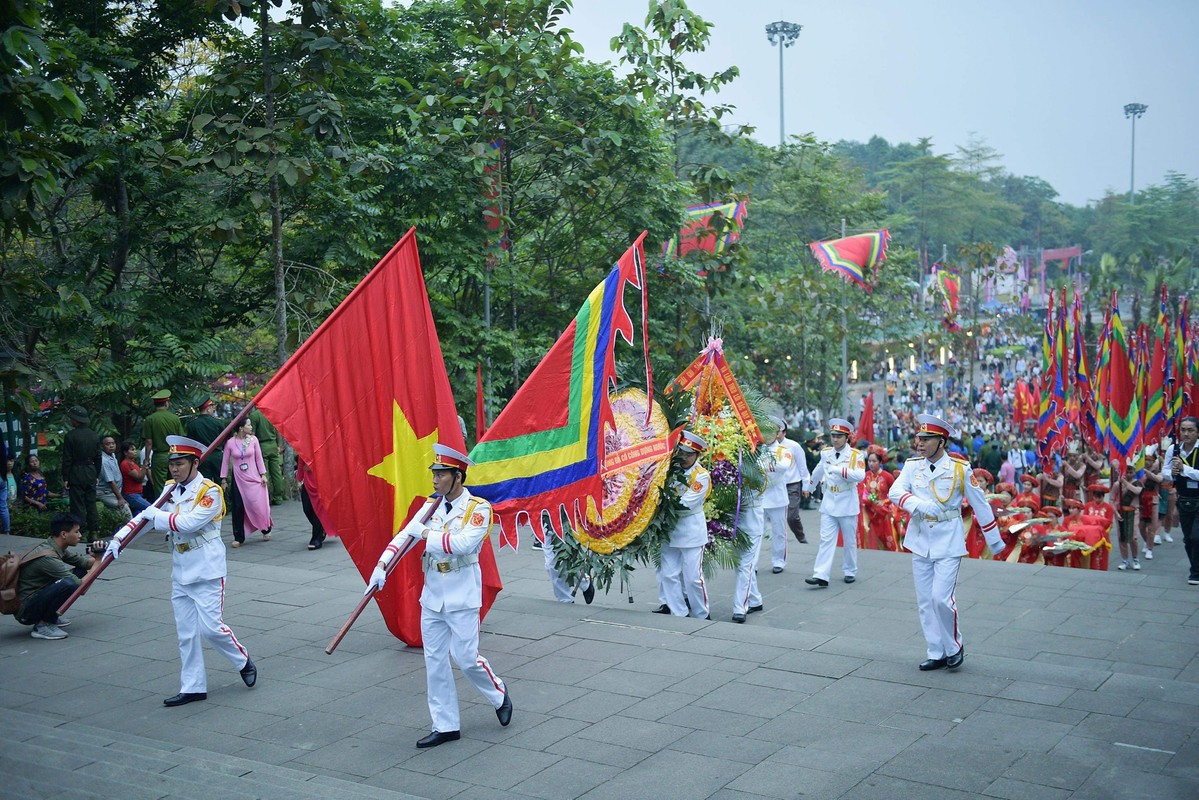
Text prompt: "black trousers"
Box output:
[[786, 484, 806, 540], [67, 480, 99, 533], [17, 574, 83, 625], [1178, 496, 1199, 580], [300, 485, 324, 546]]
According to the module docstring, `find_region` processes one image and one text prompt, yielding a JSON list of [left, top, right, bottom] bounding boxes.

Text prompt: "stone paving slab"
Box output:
[[1, 500, 1196, 799]]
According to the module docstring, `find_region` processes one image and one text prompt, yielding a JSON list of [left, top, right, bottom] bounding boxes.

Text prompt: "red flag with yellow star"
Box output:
[[254, 228, 502, 646]]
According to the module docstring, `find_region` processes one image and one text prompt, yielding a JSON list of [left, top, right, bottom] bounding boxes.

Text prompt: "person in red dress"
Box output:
[[857, 445, 897, 551]]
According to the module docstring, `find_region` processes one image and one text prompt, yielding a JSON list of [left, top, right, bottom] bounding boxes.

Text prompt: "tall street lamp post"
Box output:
[[1123, 102, 1147, 205], [765, 21, 802, 147]]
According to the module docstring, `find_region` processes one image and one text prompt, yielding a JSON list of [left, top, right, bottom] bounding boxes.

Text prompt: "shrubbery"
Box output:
[[7, 501, 130, 541]]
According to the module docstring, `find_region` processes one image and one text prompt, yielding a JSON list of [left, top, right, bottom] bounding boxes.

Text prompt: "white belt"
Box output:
[[922, 509, 960, 523], [173, 529, 221, 554], [422, 552, 479, 574]]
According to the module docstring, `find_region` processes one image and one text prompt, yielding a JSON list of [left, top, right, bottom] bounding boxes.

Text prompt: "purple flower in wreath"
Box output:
[[709, 459, 738, 486], [707, 518, 734, 541]]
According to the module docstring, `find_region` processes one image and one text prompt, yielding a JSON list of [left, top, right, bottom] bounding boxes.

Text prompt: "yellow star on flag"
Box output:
[[368, 401, 438, 531]]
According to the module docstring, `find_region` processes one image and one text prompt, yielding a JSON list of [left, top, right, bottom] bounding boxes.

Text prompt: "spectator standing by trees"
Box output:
[[0, 440, 10, 534], [95, 435, 129, 520], [220, 418, 272, 547], [249, 408, 286, 505], [142, 390, 184, 496], [185, 397, 226, 483], [119, 441, 151, 514], [61, 406, 101, 535]]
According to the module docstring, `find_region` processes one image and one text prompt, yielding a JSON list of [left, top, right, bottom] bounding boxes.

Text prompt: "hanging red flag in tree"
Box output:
[[254, 229, 502, 647], [809, 230, 890, 291]]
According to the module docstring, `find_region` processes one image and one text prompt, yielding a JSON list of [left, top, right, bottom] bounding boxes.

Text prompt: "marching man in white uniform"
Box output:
[[762, 422, 805, 573], [106, 435, 256, 706], [366, 443, 511, 748], [806, 419, 866, 587], [889, 414, 1005, 671], [657, 430, 713, 619], [731, 474, 764, 623]]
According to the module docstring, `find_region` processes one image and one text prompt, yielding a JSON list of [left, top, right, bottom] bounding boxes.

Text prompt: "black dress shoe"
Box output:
[[496, 689, 513, 726], [163, 692, 207, 707], [946, 648, 965, 669], [747, 604, 764, 614], [416, 730, 460, 748], [581, 578, 595, 605], [652, 604, 671, 614], [731, 613, 746, 623], [843, 576, 856, 584], [918, 658, 947, 671], [804, 577, 828, 587], [771, 566, 784, 574], [240, 658, 257, 687]]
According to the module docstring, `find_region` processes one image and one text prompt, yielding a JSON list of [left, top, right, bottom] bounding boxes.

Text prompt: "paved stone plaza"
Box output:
[[2, 501, 1197, 799]]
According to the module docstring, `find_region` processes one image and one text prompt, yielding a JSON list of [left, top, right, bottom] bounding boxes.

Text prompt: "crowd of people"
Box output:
[[0, 391, 289, 547]]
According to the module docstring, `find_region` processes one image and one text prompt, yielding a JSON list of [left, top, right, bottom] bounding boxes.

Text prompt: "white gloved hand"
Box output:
[[364, 566, 387, 595], [916, 501, 941, 518], [105, 538, 123, 560], [989, 540, 1007, 558]]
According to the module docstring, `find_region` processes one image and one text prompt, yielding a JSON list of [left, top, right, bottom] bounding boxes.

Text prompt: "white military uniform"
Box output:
[[659, 462, 712, 618], [762, 441, 794, 570], [889, 451, 1003, 661], [809, 445, 866, 580], [383, 489, 506, 733], [732, 493, 764, 616], [115, 475, 250, 693]]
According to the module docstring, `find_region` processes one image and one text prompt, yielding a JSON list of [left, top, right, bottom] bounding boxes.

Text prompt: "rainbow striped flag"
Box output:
[[1093, 298, 1114, 450], [1105, 296, 1142, 478], [1169, 296, 1188, 432], [1143, 287, 1168, 446], [468, 234, 650, 548], [809, 229, 890, 291]]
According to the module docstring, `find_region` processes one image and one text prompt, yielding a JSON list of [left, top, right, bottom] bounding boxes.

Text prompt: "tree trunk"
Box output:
[[261, 0, 287, 369]]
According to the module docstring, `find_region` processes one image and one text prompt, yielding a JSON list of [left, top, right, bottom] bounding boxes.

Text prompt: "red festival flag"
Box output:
[[254, 229, 502, 646], [1105, 296, 1142, 478], [857, 390, 875, 444], [809, 230, 890, 291]]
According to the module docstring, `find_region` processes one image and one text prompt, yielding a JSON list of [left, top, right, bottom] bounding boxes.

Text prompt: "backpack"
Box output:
[[0, 545, 51, 615]]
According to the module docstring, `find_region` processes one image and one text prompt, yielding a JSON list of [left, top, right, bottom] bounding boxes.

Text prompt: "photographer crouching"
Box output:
[[15, 512, 103, 640]]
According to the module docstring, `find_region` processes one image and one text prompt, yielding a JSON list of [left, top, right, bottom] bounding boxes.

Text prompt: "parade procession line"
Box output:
[[1, 501, 1196, 799]]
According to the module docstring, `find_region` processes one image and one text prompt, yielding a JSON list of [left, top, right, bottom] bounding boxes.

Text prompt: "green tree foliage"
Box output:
[[5, 0, 1196, 459]]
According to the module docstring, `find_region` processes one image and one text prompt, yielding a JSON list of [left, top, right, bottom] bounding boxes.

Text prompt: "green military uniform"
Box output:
[[250, 408, 285, 504], [62, 408, 102, 533], [143, 392, 184, 495], [186, 403, 226, 483], [17, 539, 90, 621]]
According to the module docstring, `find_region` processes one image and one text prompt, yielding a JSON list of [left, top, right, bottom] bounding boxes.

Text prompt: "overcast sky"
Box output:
[[562, 0, 1198, 208]]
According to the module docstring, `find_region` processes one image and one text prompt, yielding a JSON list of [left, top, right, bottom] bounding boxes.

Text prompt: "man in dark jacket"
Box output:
[[61, 406, 101, 535]]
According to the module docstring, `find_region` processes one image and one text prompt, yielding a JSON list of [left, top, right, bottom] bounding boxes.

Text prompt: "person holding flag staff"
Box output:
[[889, 414, 1005, 671], [365, 443, 512, 748], [105, 435, 257, 706], [805, 419, 866, 587], [656, 430, 713, 619], [1162, 416, 1199, 585]]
